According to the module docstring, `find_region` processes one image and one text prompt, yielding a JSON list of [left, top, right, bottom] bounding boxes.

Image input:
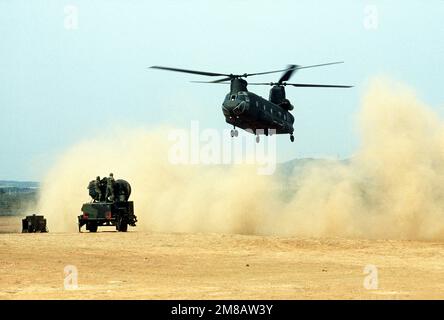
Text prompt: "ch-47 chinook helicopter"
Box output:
[[150, 62, 352, 143]]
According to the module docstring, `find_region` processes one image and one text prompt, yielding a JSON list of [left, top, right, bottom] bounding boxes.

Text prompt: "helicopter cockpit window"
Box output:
[[237, 92, 249, 102], [231, 95, 236, 101], [236, 92, 247, 101]]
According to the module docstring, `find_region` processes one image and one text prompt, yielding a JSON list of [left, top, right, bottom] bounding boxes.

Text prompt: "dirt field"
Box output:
[[0, 216, 22, 234], [1, 216, 444, 299]]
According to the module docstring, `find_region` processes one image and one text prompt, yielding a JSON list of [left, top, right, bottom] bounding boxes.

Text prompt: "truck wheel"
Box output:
[[88, 222, 98, 233], [118, 222, 128, 232]]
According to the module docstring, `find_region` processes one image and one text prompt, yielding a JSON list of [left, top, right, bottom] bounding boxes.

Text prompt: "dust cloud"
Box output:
[[37, 79, 444, 239]]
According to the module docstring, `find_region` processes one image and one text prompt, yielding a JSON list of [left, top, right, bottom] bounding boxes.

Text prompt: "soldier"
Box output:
[[94, 176, 102, 202], [105, 173, 115, 202]]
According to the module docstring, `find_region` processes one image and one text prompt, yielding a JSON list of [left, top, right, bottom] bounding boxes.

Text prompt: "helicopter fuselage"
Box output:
[[222, 87, 294, 135]]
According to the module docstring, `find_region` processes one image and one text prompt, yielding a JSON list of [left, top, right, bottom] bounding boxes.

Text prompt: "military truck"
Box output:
[[78, 178, 137, 232], [22, 214, 48, 233]]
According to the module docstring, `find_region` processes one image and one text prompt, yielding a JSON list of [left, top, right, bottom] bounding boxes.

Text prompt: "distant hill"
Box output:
[[0, 180, 39, 189], [0, 181, 39, 216], [276, 157, 349, 181]]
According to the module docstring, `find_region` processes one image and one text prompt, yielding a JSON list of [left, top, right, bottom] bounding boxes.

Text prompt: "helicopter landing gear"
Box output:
[[290, 134, 295, 142], [230, 128, 238, 137], [256, 135, 260, 143]]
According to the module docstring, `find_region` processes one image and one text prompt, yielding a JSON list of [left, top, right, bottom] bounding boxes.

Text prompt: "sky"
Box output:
[[0, 0, 443, 181]]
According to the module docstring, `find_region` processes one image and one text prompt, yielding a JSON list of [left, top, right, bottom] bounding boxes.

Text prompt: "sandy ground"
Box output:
[[1, 216, 444, 299], [0, 216, 22, 234]]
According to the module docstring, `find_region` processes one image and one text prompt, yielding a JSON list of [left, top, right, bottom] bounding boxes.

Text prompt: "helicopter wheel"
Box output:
[[290, 135, 295, 142], [230, 129, 235, 137], [256, 135, 260, 143], [234, 129, 238, 137]]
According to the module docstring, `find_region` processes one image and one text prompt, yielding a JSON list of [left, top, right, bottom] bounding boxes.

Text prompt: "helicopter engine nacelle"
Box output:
[[279, 98, 294, 111], [269, 85, 294, 111]]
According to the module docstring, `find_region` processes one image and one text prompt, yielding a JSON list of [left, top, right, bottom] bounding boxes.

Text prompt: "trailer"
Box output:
[[22, 214, 48, 233]]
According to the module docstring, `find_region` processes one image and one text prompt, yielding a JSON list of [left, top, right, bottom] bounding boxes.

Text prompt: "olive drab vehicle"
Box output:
[[150, 62, 352, 143], [78, 176, 137, 232], [22, 214, 48, 233]]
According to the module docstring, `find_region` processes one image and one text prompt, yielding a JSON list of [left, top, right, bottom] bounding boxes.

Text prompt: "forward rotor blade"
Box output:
[[228, 81, 352, 88], [190, 80, 231, 84], [295, 61, 344, 70], [150, 62, 346, 80], [287, 83, 353, 88], [245, 66, 297, 77], [243, 62, 343, 77], [246, 62, 344, 80], [208, 76, 233, 83], [150, 66, 229, 77]]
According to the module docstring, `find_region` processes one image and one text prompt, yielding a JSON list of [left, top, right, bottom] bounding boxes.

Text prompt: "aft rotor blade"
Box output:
[[287, 83, 353, 88], [278, 64, 298, 84], [150, 66, 230, 77]]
